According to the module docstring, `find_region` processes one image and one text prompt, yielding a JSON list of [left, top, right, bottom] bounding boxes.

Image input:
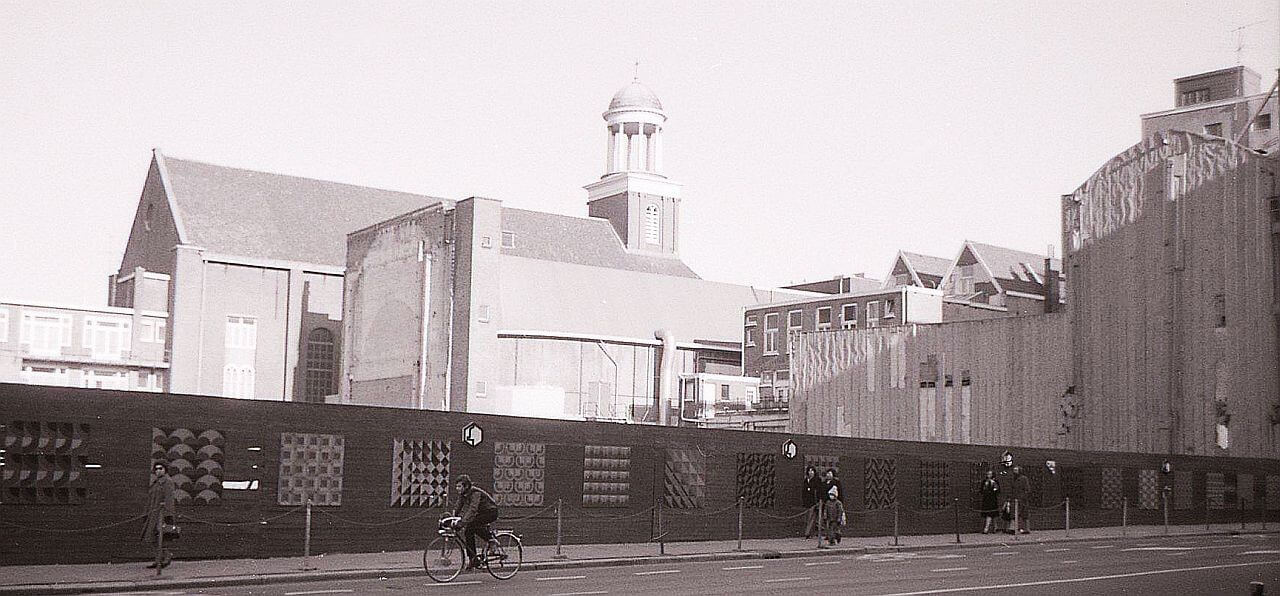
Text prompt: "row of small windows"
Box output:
[[0, 309, 165, 360], [19, 365, 163, 391], [1203, 113, 1273, 138], [745, 299, 897, 354]]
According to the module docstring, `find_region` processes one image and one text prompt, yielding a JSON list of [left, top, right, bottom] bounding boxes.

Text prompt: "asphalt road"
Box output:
[[102, 533, 1280, 596]]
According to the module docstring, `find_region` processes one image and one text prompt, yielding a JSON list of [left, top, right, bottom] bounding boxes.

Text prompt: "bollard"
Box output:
[[893, 501, 900, 547], [1249, 580, 1264, 595], [154, 516, 164, 577], [953, 497, 961, 544], [1121, 497, 1128, 537], [301, 497, 314, 571], [1205, 500, 1211, 531], [1240, 499, 1245, 531], [736, 497, 744, 551], [553, 498, 568, 560], [1013, 499, 1020, 541], [1162, 489, 1170, 535], [1065, 497, 1071, 538], [816, 503, 825, 549], [656, 497, 665, 556]]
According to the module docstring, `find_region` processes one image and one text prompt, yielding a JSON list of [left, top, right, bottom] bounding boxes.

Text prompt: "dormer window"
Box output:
[[643, 204, 660, 245]]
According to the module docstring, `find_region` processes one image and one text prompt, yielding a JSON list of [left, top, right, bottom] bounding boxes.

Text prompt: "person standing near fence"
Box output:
[[142, 461, 176, 569], [980, 469, 1000, 534], [1009, 466, 1031, 534], [801, 466, 822, 538], [821, 468, 845, 545]]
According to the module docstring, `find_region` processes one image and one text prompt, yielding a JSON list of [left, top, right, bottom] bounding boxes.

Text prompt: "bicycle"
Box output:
[[424, 515, 523, 582]]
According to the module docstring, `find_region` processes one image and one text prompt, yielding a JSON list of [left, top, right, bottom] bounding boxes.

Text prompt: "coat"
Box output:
[[980, 478, 1000, 516], [453, 486, 499, 527], [141, 474, 176, 544], [1010, 473, 1031, 503], [801, 475, 823, 508]]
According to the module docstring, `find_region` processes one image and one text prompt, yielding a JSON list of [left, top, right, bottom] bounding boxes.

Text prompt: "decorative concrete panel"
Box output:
[[919, 460, 948, 509], [1100, 467, 1122, 510], [152, 428, 224, 505], [805, 455, 840, 476], [583, 445, 630, 508], [278, 433, 344, 506], [493, 442, 544, 507], [1138, 469, 1159, 510], [664, 447, 706, 509], [1061, 466, 1090, 508], [1173, 471, 1193, 510], [0, 421, 89, 505], [1267, 475, 1280, 511], [1206, 472, 1226, 509], [390, 439, 449, 507], [864, 458, 896, 510], [735, 453, 776, 508]]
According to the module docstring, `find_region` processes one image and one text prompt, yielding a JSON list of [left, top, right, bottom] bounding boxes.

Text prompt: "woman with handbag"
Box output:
[[142, 461, 176, 569], [979, 469, 1000, 534]]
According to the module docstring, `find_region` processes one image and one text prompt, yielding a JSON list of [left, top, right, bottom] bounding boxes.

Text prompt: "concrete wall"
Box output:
[[1063, 131, 1280, 458], [2, 383, 1275, 565], [790, 315, 1071, 448]]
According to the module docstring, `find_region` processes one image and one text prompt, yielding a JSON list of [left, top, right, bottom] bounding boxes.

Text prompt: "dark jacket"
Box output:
[[802, 475, 824, 507], [141, 474, 176, 544], [453, 486, 499, 526], [822, 477, 845, 503], [1010, 473, 1031, 503]]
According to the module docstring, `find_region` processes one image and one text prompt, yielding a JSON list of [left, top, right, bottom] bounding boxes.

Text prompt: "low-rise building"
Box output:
[[1141, 65, 1278, 153]]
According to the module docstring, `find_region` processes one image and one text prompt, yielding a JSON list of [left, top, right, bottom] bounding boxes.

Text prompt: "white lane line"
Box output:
[[285, 591, 354, 596], [862, 558, 1280, 596], [424, 581, 482, 588], [1240, 550, 1280, 555], [1089, 545, 1114, 549], [935, 554, 967, 559], [805, 560, 841, 566], [1061, 560, 1078, 564], [991, 551, 1018, 556], [931, 567, 970, 572], [1122, 545, 1235, 552], [723, 564, 765, 570], [1044, 548, 1070, 552], [550, 592, 607, 596], [634, 569, 681, 576], [764, 577, 812, 583], [535, 575, 588, 581]]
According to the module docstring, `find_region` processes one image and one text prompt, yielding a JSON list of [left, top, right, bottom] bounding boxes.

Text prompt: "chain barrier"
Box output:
[[312, 505, 440, 528], [751, 506, 813, 520], [177, 506, 304, 528], [666, 502, 739, 517], [1029, 500, 1067, 511], [0, 513, 148, 534], [500, 501, 559, 523], [579, 505, 657, 520]]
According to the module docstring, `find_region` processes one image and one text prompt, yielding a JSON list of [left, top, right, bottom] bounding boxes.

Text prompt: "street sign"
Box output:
[[781, 439, 797, 459], [1001, 450, 1013, 468], [1045, 460, 1057, 474], [1161, 460, 1172, 474], [462, 422, 483, 447]]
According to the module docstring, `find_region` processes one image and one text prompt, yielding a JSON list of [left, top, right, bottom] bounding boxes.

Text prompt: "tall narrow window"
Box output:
[[643, 204, 661, 245], [841, 303, 858, 329], [866, 301, 881, 328], [786, 310, 803, 354], [223, 316, 257, 398], [744, 315, 757, 347], [763, 313, 779, 355], [304, 328, 336, 403]]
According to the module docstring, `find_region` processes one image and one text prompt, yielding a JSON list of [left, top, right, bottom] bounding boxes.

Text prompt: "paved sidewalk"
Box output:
[[0, 522, 1274, 595]]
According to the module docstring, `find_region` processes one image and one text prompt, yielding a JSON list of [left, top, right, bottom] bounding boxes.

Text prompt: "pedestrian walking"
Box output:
[[980, 469, 1000, 534], [1009, 466, 1032, 534], [801, 466, 823, 538], [142, 461, 176, 568], [821, 468, 845, 545]]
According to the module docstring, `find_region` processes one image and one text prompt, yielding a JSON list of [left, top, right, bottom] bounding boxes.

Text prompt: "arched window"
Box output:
[[643, 204, 660, 245], [304, 328, 336, 403]]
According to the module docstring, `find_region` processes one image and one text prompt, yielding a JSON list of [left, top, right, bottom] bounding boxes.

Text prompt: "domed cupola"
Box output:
[[601, 77, 668, 176], [608, 80, 664, 112]]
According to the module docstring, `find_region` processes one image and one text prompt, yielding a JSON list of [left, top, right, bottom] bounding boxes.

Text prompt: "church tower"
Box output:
[[585, 78, 682, 256]]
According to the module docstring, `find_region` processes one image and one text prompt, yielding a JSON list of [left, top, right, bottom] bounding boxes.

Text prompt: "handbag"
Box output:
[[1000, 502, 1012, 522], [161, 523, 181, 541]]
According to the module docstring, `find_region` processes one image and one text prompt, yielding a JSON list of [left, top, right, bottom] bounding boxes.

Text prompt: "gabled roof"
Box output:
[[900, 251, 951, 278], [967, 241, 1060, 283], [499, 208, 700, 278], [157, 152, 447, 267]]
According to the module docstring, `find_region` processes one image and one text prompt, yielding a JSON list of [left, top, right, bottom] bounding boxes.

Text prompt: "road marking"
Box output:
[[1044, 548, 1070, 552], [424, 581, 482, 587], [1061, 560, 1078, 564], [931, 567, 970, 572], [805, 560, 841, 566], [535, 575, 587, 581], [723, 564, 765, 570], [935, 554, 967, 559], [1240, 550, 1280, 555], [764, 577, 812, 583], [285, 591, 354, 596], [1089, 545, 1114, 549], [1122, 545, 1235, 552], [862, 558, 1280, 596], [991, 551, 1018, 556], [634, 569, 681, 576], [550, 592, 607, 596]]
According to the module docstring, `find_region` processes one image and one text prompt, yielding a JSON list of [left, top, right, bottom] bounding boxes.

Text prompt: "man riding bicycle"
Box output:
[[451, 474, 500, 569]]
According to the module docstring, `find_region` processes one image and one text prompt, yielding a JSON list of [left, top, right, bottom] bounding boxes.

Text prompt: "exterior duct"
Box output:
[[655, 329, 677, 426]]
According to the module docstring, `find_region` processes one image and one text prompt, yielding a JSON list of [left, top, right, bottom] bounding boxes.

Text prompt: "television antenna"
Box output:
[[1229, 20, 1268, 64]]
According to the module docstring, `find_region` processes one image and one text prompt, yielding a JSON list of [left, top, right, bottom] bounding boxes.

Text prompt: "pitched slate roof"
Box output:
[[900, 251, 951, 279], [966, 241, 1062, 295], [499, 208, 701, 278], [159, 153, 446, 267]]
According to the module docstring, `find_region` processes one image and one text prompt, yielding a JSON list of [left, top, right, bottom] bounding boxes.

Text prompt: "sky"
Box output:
[[1, 1, 1277, 306]]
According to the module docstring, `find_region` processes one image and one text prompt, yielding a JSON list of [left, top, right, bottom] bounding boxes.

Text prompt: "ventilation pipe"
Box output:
[[655, 329, 677, 426]]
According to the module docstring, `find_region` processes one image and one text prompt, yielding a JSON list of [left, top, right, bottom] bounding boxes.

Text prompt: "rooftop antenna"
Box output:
[[634, 59, 640, 81], [1230, 20, 1267, 64]]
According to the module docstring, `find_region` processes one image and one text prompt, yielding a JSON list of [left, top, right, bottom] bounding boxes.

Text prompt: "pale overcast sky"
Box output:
[[1, 1, 1277, 305]]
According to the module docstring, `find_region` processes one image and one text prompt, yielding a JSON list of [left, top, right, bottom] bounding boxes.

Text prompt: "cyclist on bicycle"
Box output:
[[451, 474, 500, 569]]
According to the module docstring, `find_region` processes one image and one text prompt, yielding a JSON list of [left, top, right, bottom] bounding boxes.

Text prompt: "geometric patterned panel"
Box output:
[[1138, 469, 1159, 510], [1173, 471, 1193, 510], [1061, 466, 1090, 508], [919, 460, 948, 509], [664, 448, 706, 509], [1100, 467, 1123, 510], [0, 421, 90, 505], [1267, 475, 1280, 511], [735, 453, 776, 508], [583, 445, 630, 508], [864, 457, 896, 510], [1206, 472, 1226, 509], [805, 455, 840, 476], [278, 433, 344, 506], [493, 442, 545, 508], [152, 428, 224, 506], [1238, 473, 1254, 509], [390, 439, 449, 508]]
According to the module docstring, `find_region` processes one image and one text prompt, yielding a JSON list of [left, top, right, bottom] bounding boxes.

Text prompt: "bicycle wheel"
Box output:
[[423, 536, 464, 582], [484, 533, 522, 580]]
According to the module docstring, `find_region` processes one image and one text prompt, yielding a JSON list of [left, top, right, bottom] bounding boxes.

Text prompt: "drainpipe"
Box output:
[[655, 329, 677, 426]]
